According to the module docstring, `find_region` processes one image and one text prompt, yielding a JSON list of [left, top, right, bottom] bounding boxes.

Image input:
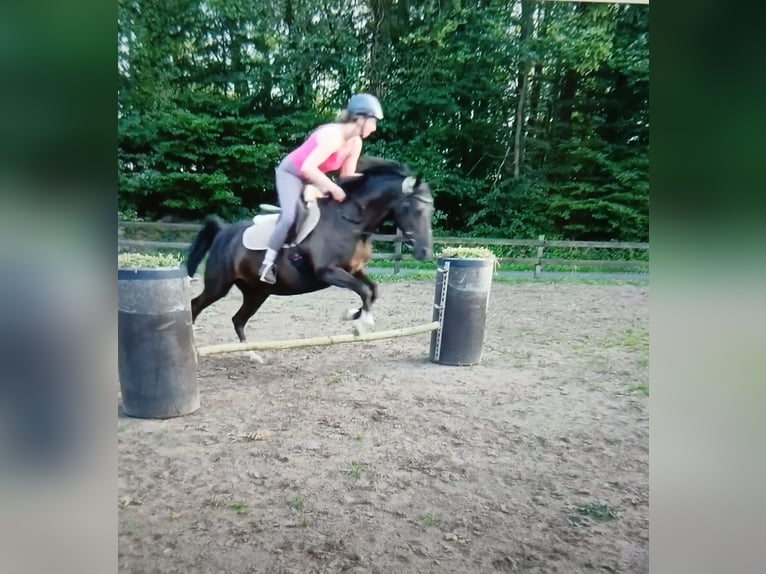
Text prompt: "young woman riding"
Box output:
[[259, 93, 384, 284]]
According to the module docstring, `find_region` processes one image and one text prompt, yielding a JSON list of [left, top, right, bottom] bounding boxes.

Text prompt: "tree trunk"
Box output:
[[229, 25, 248, 100], [512, 72, 528, 179], [394, 0, 409, 44], [558, 68, 579, 125], [366, 0, 385, 95], [512, 1, 535, 178]]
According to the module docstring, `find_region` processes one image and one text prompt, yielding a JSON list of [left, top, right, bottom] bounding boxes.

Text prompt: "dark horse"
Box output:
[[185, 158, 434, 349]]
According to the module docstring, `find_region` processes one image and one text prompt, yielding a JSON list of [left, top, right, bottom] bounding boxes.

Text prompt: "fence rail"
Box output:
[[118, 221, 649, 276]]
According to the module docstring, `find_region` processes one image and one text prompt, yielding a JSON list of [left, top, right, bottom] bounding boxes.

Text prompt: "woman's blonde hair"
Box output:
[[335, 109, 353, 123]]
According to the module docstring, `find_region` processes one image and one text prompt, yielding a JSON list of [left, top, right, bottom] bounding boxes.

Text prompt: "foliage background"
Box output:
[[118, 0, 648, 241]]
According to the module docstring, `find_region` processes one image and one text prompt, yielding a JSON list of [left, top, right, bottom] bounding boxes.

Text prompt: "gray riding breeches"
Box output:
[[268, 157, 305, 252]]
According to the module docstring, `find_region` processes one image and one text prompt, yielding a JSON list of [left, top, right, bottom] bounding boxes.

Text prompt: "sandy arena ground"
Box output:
[[118, 279, 649, 573]]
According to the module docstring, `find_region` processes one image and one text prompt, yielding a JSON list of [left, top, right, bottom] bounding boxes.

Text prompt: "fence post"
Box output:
[[394, 228, 403, 275], [534, 234, 545, 279]]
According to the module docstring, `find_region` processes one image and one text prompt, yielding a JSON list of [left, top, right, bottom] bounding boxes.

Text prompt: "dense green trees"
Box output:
[[118, 0, 648, 241]]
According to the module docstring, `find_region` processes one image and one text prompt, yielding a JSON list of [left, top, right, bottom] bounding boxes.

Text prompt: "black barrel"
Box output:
[[430, 257, 494, 365], [118, 267, 199, 418]]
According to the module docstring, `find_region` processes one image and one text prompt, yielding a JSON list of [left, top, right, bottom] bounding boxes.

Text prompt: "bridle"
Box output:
[[401, 176, 434, 205], [399, 176, 433, 243], [340, 174, 433, 227]]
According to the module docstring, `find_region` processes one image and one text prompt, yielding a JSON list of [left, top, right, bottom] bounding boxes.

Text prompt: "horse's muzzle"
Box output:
[[413, 243, 431, 261], [404, 231, 432, 261]]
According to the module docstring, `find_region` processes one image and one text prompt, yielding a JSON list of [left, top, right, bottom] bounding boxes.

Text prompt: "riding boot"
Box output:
[[259, 261, 277, 284]]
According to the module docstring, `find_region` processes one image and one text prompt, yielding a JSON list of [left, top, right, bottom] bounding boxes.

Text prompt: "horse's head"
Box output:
[[344, 157, 434, 260], [393, 175, 434, 261]]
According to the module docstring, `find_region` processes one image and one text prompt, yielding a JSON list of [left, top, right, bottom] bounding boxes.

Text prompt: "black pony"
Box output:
[[185, 158, 434, 346]]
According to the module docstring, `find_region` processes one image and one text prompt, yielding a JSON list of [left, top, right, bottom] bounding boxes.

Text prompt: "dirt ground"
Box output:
[[118, 279, 649, 574]]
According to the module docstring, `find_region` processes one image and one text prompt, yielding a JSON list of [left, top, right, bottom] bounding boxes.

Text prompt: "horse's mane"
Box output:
[[339, 156, 414, 194], [357, 156, 413, 177]]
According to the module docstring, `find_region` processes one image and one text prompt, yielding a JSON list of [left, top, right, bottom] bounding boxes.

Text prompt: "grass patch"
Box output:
[[491, 276, 647, 287], [369, 252, 647, 275], [439, 246, 496, 260], [352, 433, 364, 442], [620, 327, 649, 351], [630, 384, 649, 397], [328, 374, 343, 385], [368, 271, 436, 283], [288, 494, 305, 511], [575, 503, 617, 522], [370, 260, 435, 270], [349, 460, 364, 479], [298, 515, 310, 528], [512, 351, 532, 368], [118, 251, 184, 269], [604, 326, 649, 351], [227, 501, 248, 514], [422, 512, 439, 526], [369, 272, 647, 286]]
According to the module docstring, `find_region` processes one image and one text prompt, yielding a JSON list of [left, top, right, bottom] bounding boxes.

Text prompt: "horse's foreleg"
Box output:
[[232, 287, 270, 363], [342, 271, 379, 322], [318, 267, 375, 335], [357, 271, 378, 304]]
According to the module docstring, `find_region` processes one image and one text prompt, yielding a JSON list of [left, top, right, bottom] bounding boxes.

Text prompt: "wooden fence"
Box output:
[[118, 221, 649, 277]]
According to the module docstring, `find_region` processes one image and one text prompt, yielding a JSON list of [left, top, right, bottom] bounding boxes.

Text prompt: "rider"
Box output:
[[258, 93, 384, 284]]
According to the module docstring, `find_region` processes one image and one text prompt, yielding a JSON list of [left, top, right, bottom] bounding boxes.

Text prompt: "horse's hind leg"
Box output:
[[191, 276, 233, 324], [232, 285, 270, 363]]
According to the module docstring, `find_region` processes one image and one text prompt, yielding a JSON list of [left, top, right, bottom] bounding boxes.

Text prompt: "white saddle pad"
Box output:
[[242, 200, 321, 251]]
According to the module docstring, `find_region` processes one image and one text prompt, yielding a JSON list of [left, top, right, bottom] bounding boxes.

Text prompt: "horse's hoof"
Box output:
[[352, 311, 375, 335], [245, 350, 264, 364], [342, 307, 360, 321]]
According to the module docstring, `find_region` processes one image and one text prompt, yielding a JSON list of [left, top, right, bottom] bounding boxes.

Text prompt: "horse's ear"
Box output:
[[402, 176, 417, 194]]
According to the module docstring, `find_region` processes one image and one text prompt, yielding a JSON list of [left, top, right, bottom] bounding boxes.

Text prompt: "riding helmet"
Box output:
[[347, 93, 384, 120]]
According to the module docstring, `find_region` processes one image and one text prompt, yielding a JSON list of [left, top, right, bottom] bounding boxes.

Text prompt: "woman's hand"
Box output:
[[329, 185, 346, 202]]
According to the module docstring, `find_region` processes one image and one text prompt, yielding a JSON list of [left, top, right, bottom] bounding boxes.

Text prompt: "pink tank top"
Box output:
[[287, 124, 348, 175]]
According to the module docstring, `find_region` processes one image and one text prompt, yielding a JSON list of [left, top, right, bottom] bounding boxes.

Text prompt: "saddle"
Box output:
[[242, 185, 324, 251]]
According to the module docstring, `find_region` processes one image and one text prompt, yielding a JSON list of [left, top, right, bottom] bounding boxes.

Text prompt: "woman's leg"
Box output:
[[259, 164, 304, 283]]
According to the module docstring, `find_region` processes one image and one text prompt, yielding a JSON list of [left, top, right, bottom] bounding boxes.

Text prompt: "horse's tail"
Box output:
[[185, 215, 223, 277]]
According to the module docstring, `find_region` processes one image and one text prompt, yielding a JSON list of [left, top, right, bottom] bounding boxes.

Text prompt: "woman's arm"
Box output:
[[339, 136, 363, 178], [299, 126, 346, 200]]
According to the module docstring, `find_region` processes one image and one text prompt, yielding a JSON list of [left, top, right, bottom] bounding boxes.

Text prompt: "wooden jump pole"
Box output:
[[196, 321, 440, 357]]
